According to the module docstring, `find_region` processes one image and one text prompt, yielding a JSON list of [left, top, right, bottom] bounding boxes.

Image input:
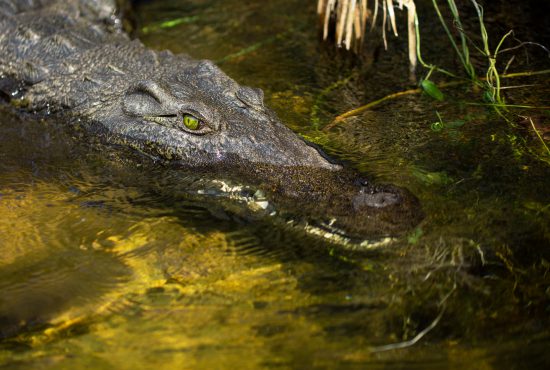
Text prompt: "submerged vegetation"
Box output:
[[0, 1, 549, 368], [318, 0, 550, 161]]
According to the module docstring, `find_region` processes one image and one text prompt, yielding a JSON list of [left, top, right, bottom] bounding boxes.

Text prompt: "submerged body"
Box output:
[[0, 0, 421, 242]]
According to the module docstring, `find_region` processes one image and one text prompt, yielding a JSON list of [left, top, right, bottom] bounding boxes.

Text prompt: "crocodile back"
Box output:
[[0, 0, 158, 113]]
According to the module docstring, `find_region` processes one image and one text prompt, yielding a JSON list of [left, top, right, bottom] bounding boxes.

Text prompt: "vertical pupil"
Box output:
[[184, 115, 199, 130]]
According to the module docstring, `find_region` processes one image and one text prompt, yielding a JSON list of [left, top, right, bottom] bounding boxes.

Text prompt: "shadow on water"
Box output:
[[0, 107, 392, 342], [1, 0, 550, 369]]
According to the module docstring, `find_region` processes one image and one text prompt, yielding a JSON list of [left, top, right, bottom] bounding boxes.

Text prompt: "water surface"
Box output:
[[1, 0, 549, 368]]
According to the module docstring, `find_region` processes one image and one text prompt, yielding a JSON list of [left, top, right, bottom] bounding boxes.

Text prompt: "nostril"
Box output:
[[353, 177, 370, 187], [352, 191, 400, 210]]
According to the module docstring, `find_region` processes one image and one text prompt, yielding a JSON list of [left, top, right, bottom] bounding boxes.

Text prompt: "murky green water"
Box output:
[[1, 0, 549, 368]]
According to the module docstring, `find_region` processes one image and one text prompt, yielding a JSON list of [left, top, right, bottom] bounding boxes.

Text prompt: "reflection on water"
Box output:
[[1, 0, 550, 368]]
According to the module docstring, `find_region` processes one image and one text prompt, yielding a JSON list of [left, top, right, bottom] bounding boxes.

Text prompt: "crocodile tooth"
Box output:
[[50, 34, 76, 54], [21, 60, 48, 84]]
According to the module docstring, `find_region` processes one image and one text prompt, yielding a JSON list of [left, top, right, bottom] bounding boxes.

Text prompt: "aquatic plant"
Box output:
[[319, 0, 549, 158]]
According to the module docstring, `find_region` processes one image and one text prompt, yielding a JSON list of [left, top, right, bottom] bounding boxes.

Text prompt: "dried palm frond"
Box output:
[[317, 0, 417, 72]]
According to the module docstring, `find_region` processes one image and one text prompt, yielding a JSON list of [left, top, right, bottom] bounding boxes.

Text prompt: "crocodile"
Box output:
[[0, 0, 421, 245]]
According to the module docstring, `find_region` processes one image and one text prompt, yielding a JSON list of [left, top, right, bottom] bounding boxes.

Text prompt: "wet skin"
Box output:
[[0, 0, 422, 243]]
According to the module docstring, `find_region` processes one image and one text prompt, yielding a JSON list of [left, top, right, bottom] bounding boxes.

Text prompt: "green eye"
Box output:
[[183, 115, 200, 130]]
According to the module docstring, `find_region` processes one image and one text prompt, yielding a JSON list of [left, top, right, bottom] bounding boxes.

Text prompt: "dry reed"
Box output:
[[317, 0, 417, 72]]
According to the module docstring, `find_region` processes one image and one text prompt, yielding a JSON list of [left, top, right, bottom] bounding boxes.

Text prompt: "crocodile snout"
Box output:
[[352, 191, 401, 210]]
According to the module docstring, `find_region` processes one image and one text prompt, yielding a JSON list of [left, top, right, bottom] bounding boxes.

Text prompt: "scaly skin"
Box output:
[[0, 0, 422, 242], [0, 0, 335, 169]]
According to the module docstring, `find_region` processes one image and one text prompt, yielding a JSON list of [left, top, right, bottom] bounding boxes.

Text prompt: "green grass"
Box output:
[[318, 1, 549, 160]]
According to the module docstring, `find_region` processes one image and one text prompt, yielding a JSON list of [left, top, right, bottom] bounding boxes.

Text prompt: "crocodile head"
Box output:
[[94, 57, 421, 242], [98, 59, 338, 170]]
